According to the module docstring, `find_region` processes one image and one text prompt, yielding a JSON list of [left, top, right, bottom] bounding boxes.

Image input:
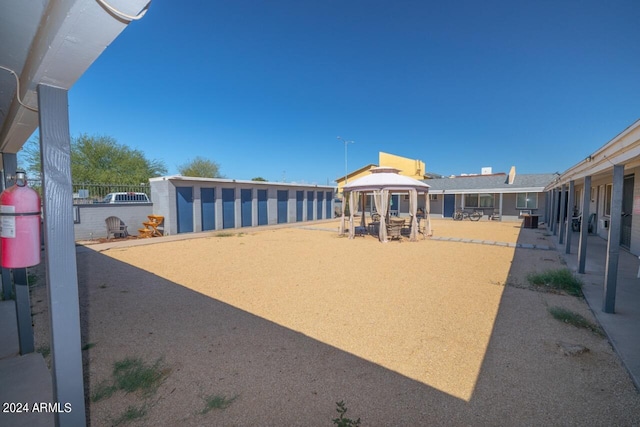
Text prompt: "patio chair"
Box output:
[[105, 216, 128, 239], [387, 218, 404, 240]]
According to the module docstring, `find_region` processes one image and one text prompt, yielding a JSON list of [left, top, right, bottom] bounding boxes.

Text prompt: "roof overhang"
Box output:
[[544, 118, 640, 190], [343, 169, 431, 193], [151, 175, 336, 189], [0, 0, 151, 156], [432, 187, 548, 195]]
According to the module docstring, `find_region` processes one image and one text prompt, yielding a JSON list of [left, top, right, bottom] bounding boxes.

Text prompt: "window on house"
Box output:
[[464, 193, 494, 208], [429, 194, 437, 201], [516, 193, 538, 209], [605, 184, 612, 216], [465, 194, 478, 207]]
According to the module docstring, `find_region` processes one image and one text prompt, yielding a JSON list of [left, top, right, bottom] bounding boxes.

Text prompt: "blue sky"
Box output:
[[62, 0, 639, 184]]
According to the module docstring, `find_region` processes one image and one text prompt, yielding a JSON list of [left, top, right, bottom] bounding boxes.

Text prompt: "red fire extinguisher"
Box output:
[[0, 171, 41, 268]]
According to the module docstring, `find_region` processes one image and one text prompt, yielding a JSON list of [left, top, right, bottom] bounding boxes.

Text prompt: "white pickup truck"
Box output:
[[100, 192, 150, 203]]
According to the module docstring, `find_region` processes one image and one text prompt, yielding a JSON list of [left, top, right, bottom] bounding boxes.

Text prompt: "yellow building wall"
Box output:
[[336, 166, 375, 196], [336, 152, 426, 197], [379, 152, 425, 180]]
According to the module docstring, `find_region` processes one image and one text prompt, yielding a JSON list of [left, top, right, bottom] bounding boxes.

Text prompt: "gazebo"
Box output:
[[341, 167, 431, 242]]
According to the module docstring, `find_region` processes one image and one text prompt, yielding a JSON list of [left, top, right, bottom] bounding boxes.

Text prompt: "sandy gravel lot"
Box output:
[[31, 219, 640, 426]]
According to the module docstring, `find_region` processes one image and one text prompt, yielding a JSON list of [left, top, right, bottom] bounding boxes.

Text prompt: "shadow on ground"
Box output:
[[30, 224, 640, 426]]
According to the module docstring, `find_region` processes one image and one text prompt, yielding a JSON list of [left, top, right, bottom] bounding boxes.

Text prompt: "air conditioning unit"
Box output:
[[599, 219, 609, 229]]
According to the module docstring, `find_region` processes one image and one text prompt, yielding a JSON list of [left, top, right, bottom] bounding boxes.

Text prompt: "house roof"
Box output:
[[151, 175, 335, 189], [425, 173, 557, 194], [545, 118, 640, 190]]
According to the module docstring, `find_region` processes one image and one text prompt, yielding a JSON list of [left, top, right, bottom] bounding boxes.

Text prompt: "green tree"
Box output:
[[178, 156, 223, 178], [19, 134, 167, 184], [251, 177, 267, 181]]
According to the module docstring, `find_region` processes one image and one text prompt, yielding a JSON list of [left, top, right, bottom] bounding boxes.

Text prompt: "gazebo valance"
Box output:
[[341, 167, 431, 242]]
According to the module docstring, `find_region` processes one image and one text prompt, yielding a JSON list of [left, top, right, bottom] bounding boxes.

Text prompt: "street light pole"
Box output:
[[337, 136, 354, 185]]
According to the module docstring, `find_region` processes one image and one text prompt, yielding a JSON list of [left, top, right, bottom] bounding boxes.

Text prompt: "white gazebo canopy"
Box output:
[[341, 167, 431, 242]]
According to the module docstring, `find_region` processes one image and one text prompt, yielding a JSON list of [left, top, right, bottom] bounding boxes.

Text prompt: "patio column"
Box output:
[[603, 164, 624, 313], [498, 193, 503, 221], [37, 84, 87, 426], [565, 180, 575, 254], [558, 185, 567, 244], [577, 175, 591, 274]]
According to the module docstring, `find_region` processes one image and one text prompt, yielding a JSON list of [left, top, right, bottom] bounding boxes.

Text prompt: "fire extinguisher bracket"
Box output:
[[0, 211, 41, 216]]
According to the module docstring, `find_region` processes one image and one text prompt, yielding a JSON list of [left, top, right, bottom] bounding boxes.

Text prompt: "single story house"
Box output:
[[544, 118, 640, 313], [424, 168, 558, 221]]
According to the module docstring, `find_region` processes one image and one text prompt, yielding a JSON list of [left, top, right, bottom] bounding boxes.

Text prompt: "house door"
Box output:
[[621, 175, 634, 248], [444, 194, 455, 218], [176, 186, 193, 233]]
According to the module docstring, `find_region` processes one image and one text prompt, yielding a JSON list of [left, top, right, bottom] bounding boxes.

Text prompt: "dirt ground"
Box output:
[[30, 218, 640, 426]]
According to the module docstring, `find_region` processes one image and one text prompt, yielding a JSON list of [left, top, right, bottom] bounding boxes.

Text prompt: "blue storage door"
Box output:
[[222, 188, 235, 229], [325, 191, 332, 219], [176, 186, 194, 233], [307, 191, 314, 220], [296, 191, 304, 222], [444, 194, 455, 218], [257, 189, 268, 225], [241, 189, 252, 227], [201, 188, 215, 231], [277, 190, 288, 224], [316, 191, 324, 220]]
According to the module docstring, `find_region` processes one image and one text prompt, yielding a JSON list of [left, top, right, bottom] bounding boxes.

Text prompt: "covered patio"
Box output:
[[340, 167, 431, 242]]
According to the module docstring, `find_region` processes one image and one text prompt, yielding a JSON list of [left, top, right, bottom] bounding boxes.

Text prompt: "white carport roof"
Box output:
[[0, 0, 151, 155], [343, 167, 430, 192]]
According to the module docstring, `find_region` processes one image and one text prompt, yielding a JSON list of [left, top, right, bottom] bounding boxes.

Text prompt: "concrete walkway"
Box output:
[[0, 301, 54, 427], [556, 231, 640, 390], [430, 235, 554, 250]]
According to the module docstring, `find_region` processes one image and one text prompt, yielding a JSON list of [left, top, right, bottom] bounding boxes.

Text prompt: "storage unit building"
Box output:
[[150, 176, 335, 235]]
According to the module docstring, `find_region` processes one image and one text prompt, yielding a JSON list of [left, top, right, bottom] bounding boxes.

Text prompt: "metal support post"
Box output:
[[38, 84, 87, 426], [13, 269, 35, 354], [565, 180, 574, 254], [603, 165, 624, 313], [558, 185, 567, 244], [578, 176, 591, 274], [551, 189, 558, 235]]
